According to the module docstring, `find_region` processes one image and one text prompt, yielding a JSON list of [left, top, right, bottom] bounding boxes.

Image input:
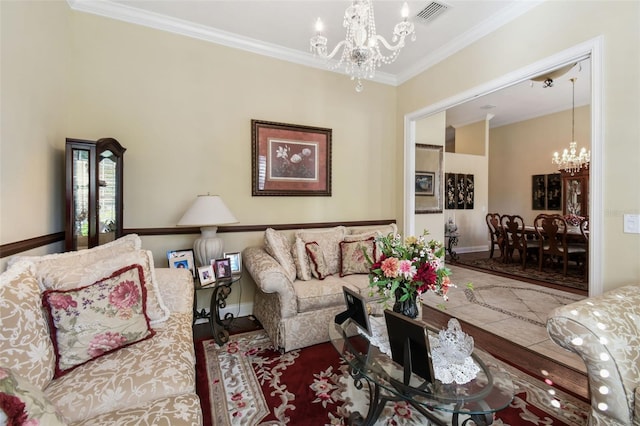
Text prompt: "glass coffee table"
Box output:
[[329, 318, 514, 426]]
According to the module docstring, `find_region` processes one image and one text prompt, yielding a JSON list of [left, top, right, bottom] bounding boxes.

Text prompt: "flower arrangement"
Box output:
[[367, 231, 455, 311]]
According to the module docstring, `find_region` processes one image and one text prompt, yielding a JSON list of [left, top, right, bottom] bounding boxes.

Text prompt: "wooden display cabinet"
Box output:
[[561, 168, 589, 217], [65, 137, 126, 251]]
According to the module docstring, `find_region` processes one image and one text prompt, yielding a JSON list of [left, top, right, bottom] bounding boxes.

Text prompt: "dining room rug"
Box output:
[[195, 330, 589, 426], [454, 256, 587, 291]]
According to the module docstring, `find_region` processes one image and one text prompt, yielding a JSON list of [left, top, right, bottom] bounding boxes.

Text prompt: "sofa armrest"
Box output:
[[243, 246, 297, 318], [154, 268, 194, 314], [546, 285, 640, 426]]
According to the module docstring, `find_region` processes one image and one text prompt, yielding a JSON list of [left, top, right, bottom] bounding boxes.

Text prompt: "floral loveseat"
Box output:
[[243, 223, 396, 352], [546, 284, 640, 426], [0, 235, 202, 425]]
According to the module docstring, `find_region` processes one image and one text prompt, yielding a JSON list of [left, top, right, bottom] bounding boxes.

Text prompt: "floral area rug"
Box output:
[[454, 256, 587, 291], [195, 330, 589, 426]]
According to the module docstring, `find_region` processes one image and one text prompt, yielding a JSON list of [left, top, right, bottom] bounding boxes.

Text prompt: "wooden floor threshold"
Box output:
[[422, 305, 589, 402]]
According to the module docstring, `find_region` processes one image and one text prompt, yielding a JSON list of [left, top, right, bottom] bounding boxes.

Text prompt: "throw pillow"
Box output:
[[295, 226, 346, 275], [0, 367, 67, 425], [0, 261, 56, 390], [42, 264, 155, 378], [339, 238, 376, 276], [291, 237, 312, 281], [305, 242, 331, 280], [264, 228, 297, 282], [72, 250, 170, 325]]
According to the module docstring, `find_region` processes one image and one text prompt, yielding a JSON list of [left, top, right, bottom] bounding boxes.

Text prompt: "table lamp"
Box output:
[[177, 194, 238, 266]]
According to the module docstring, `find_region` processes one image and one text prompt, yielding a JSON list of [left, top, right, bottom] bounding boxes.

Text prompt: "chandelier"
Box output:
[[552, 77, 590, 175], [310, 0, 415, 92]]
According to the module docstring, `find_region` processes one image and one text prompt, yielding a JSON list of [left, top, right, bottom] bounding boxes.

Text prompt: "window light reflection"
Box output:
[[600, 352, 610, 361], [600, 336, 608, 345], [571, 337, 584, 346], [600, 369, 610, 378], [599, 386, 609, 395], [597, 402, 609, 411], [551, 399, 561, 408]]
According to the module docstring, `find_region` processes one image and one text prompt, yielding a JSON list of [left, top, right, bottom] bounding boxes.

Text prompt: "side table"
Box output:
[[444, 231, 460, 262], [194, 274, 241, 346]]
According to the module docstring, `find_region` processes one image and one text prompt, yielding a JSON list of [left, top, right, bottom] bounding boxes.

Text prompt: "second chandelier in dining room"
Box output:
[[310, 0, 415, 92]]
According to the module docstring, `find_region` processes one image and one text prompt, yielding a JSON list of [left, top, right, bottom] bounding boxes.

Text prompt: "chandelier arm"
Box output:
[[373, 34, 406, 52], [322, 40, 349, 61]]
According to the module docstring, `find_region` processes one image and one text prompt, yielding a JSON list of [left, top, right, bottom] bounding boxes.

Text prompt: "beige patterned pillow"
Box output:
[[42, 264, 155, 377], [0, 366, 67, 425], [305, 242, 330, 279], [0, 261, 56, 390], [295, 226, 346, 275], [291, 237, 312, 281], [71, 250, 170, 325], [339, 238, 376, 276], [264, 228, 296, 282]]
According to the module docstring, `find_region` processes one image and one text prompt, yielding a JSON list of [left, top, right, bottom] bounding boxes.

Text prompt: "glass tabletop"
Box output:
[[328, 318, 514, 417]]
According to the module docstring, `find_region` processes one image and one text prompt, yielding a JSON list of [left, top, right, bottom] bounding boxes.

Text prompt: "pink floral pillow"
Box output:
[[42, 264, 155, 378], [339, 238, 376, 277]]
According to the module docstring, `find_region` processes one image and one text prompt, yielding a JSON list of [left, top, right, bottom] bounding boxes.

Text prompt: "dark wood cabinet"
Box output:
[[561, 168, 589, 217], [65, 137, 126, 251]]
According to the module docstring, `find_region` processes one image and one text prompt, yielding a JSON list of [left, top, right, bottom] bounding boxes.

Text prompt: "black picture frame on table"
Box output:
[[167, 249, 196, 278]]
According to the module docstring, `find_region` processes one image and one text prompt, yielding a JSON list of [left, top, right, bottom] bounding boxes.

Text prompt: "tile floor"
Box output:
[[420, 264, 587, 373]]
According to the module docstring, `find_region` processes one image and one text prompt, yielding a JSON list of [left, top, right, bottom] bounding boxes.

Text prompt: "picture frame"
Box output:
[[251, 119, 332, 196], [445, 173, 456, 210], [532, 174, 546, 210], [546, 173, 562, 210], [223, 251, 242, 274], [214, 258, 232, 279], [465, 174, 475, 209], [197, 265, 216, 286], [414, 172, 435, 196], [167, 249, 196, 278]]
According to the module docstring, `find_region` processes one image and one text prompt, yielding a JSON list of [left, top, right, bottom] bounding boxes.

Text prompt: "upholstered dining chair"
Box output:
[[534, 214, 586, 276], [578, 217, 589, 282], [485, 213, 504, 260], [500, 214, 528, 269]]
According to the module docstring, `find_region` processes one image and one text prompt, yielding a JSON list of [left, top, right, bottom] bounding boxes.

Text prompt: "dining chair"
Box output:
[[500, 214, 528, 269], [578, 217, 589, 282], [534, 214, 586, 276], [485, 213, 504, 260]]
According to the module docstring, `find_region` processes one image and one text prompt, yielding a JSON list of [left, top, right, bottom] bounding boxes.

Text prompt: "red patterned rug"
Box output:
[[195, 330, 589, 425]]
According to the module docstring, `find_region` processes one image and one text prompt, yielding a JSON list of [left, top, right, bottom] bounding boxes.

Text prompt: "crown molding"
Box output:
[[66, 0, 397, 86]]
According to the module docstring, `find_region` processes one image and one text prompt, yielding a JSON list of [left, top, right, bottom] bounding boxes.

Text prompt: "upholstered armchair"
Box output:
[[546, 285, 640, 426]]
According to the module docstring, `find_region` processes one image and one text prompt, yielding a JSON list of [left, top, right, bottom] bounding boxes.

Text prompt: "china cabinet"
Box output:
[[561, 168, 589, 216], [65, 137, 126, 250]]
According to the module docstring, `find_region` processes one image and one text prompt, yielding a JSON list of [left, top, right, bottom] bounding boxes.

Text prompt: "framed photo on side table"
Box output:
[[197, 265, 216, 286], [214, 258, 232, 279], [167, 249, 196, 278], [224, 252, 242, 274]]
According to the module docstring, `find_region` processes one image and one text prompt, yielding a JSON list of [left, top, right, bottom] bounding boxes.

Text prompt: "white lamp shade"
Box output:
[[177, 195, 237, 227]]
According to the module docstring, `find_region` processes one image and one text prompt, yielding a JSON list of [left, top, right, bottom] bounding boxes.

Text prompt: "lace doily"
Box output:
[[360, 317, 480, 385]]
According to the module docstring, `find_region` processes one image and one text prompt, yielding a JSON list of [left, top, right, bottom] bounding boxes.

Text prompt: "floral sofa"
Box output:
[[0, 235, 202, 425], [546, 284, 640, 426], [243, 223, 396, 352]]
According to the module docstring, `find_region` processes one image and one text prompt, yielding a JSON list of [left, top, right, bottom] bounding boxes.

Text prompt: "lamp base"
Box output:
[[193, 226, 223, 267]]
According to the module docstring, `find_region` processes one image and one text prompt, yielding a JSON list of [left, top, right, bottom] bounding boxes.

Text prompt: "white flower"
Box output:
[[302, 148, 312, 156], [276, 146, 289, 159], [290, 153, 302, 163]]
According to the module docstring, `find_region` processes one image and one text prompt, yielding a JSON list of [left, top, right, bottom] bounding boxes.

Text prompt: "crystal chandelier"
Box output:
[[310, 0, 415, 92], [552, 78, 590, 175]]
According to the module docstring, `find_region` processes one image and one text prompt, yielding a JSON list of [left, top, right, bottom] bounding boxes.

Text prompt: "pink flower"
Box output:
[[48, 293, 77, 310], [381, 257, 399, 278], [231, 393, 243, 401], [109, 280, 140, 309], [398, 259, 415, 279], [87, 331, 127, 357], [393, 401, 412, 418]]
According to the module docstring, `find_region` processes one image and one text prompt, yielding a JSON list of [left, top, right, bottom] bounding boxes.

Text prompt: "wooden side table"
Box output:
[[445, 231, 460, 262]]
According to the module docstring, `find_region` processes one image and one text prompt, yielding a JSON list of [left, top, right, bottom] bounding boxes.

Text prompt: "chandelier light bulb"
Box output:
[[401, 2, 410, 19], [315, 17, 324, 33]]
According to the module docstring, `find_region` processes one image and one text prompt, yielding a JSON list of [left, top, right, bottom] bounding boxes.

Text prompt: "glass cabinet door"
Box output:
[[66, 138, 125, 251]]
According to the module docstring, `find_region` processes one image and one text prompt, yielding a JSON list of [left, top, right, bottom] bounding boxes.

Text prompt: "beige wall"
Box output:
[[455, 120, 486, 156], [489, 106, 590, 224], [398, 0, 640, 291]]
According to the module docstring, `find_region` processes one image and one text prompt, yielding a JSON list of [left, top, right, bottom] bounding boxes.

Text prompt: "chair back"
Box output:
[[500, 214, 526, 251], [486, 213, 501, 239], [534, 214, 568, 256], [580, 217, 589, 242]]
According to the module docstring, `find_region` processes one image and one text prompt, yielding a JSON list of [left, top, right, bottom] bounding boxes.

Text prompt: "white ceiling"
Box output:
[[68, 0, 591, 128]]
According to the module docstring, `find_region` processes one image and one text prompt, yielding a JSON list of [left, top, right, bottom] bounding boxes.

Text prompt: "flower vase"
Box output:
[[393, 287, 419, 319]]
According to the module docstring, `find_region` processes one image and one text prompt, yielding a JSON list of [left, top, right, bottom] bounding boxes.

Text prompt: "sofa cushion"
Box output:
[[291, 237, 312, 281], [264, 228, 296, 282], [339, 238, 376, 276], [0, 261, 56, 390], [44, 312, 195, 423], [305, 242, 331, 280], [346, 223, 397, 237], [0, 366, 68, 425], [295, 226, 346, 275], [42, 264, 155, 378], [292, 276, 358, 313]]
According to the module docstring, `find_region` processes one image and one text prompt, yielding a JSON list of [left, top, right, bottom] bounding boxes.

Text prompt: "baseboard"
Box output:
[[455, 245, 488, 254], [194, 302, 254, 325]]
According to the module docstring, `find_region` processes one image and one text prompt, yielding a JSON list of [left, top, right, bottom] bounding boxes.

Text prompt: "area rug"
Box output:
[[195, 330, 589, 426], [454, 256, 587, 291]]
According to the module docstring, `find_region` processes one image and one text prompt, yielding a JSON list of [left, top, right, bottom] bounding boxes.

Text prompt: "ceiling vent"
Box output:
[[415, 1, 449, 24]]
